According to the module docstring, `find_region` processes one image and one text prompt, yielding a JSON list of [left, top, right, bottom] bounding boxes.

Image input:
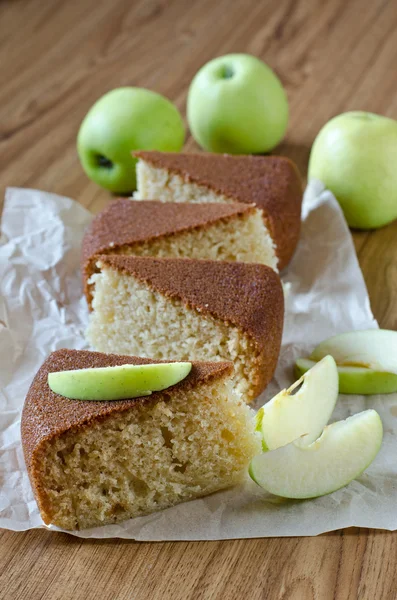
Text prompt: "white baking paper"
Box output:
[[1, 182, 397, 540]]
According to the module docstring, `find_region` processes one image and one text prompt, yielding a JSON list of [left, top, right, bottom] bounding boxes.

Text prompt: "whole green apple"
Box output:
[[77, 87, 185, 193], [187, 54, 288, 154], [309, 111, 397, 229]]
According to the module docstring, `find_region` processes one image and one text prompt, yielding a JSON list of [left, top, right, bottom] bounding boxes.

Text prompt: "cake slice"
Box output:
[[86, 255, 284, 401], [81, 199, 278, 304], [21, 349, 260, 530], [133, 151, 303, 269]]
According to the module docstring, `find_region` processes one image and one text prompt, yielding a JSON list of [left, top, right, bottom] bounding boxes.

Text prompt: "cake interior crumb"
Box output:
[[133, 160, 278, 269], [36, 377, 260, 530], [87, 264, 261, 402]]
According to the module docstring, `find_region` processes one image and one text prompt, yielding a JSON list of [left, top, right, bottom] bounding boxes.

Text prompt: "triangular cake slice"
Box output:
[[86, 256, 284, 402], [81, 198, 278, 305], [133, 151, 303, 270], [22, 349, 260, 530]]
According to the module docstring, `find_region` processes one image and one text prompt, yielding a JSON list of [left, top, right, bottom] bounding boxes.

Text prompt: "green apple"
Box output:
[[255, 356, 338, 451], [187, 53, 288, 154], [77, 87, 185, 193], [249, 409, 383, 499], [295, 358, 397, 395], [48, 362, 192, 401], [308, 111, 397, 229]]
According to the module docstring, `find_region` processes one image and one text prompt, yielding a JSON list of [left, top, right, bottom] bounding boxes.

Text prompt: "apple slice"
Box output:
[[296, 329, 397, 395], [48, 362, 192, 401], [295, 357, 397, 395], [255, 355, 338, 451], [249, 409, 383, 499], [311, 330, 397, 373]]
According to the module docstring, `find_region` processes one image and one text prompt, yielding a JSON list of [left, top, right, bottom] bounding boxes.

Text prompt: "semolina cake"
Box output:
[[86, 255, 284, 402], [81, 198, 278, 304], [133, 150, 303, 269], [21, 349, 261, 530]]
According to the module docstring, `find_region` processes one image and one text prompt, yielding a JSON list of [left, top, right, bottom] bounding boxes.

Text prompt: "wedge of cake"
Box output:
[[86, 255, 284, 402], [133, 151, 303, 269], [81, 199, 278, 304], [21, 349, 260, 530]]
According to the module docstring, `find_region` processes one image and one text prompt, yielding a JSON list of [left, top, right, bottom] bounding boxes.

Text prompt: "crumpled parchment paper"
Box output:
[[1, 182, 397, 540]]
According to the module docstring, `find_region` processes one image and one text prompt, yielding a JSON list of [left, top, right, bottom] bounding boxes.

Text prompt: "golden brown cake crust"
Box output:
[[82, 199, 254, 268], [21, 349, 233, 483], [81, 199, 255, 302], [96, 254, 284, 362], [134, 151, 303, 270]]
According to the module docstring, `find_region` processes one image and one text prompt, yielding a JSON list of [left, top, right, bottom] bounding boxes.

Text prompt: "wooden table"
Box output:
[[1, 0, 397, 598]]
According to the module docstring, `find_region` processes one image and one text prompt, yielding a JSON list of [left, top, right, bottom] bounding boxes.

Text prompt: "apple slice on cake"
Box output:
[[48, 362, 192, 401]]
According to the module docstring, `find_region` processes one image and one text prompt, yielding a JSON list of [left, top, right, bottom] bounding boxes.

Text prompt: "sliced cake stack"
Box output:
[[81, 198, 279, 304], [133, 151, 302, 270], [82, 152, 303, 402], [22, 152, 302, 530]]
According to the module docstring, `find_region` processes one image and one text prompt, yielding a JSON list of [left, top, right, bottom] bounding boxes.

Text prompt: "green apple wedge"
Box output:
[[310, 330, 397, 373], [48, 362, 192, 401], [249, 409, 383, 499], [295, 329, 397, 395], [255, 355, 338, 451], [295, 358, 397, 395]]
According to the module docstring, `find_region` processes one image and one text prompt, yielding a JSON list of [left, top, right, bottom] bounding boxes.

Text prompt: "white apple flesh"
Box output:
[[48, 362, 192, 401], [310, 329, 397, 374], [249, 409, 383, 499], [295, 357, 397, 395], [256, 355, 338, 450]]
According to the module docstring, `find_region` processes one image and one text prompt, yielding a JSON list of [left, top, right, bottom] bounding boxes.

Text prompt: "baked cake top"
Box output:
[[95, 255, 284, 352], [21, 349, 233, 473], [134, 151, 303, 270], [81, 198, 255, 268]]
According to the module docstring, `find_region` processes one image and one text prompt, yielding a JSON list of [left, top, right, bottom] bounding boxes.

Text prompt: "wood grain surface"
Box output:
[[1, 0, 397, 598]]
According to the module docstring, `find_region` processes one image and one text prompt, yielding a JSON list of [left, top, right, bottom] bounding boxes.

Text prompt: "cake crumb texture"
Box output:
[[21, 350, 260, 530], [86, 257, 284, 401], [134, 151, 303, 269], [82, 200, 278, 306]]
